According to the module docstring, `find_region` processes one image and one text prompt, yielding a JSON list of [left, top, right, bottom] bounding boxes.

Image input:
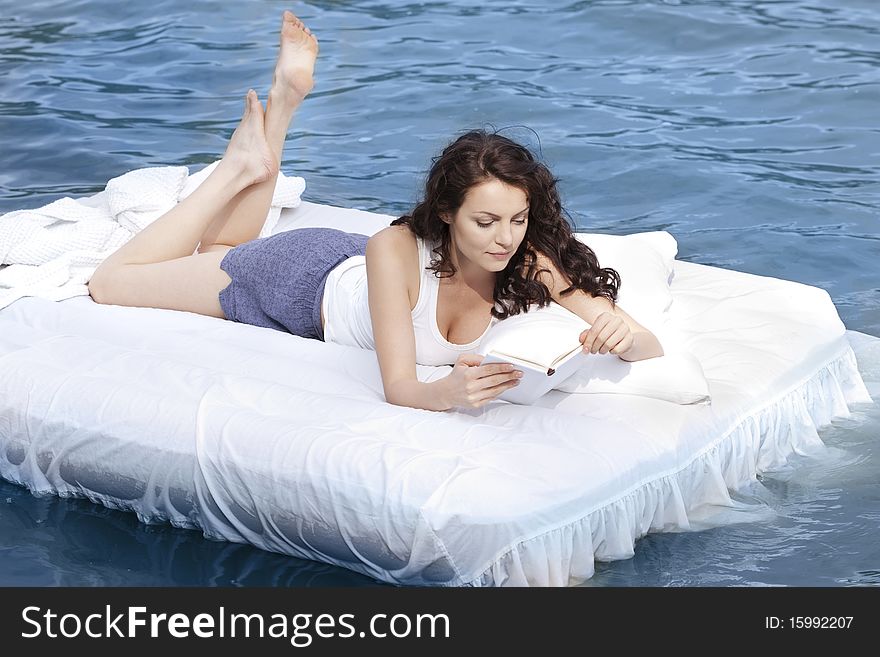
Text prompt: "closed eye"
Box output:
[[476, 216, 528, 228]]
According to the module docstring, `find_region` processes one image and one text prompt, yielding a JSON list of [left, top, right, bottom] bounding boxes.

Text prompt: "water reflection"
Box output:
[[0, 480, 387, 587]]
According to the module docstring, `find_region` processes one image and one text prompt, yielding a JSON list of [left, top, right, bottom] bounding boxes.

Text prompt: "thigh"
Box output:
[[90, 247, 233, 319]]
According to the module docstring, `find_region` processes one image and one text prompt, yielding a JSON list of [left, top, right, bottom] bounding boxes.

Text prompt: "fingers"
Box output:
[[454, 353, 485, 368], [579, 328, 597, 354], [459, 363, 522, 408], [463, 367, 521, 394], [580, 317, 605, 354], [581, 313, 631, 355], [609, 332, 634, 355], [451, 354, 524, 408], [480, 370, 523, 388], [594, 322, 625, 355], [479, 362, 520, 377], [469, 377, 522, 408], [454, 354, 523, 375]]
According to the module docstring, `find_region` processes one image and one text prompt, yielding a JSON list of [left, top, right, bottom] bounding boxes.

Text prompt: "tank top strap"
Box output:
[[411, 235, 435, 317], [417, 235, 434, 275]]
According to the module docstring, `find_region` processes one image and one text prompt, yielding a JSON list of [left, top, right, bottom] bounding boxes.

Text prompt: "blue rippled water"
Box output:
[[1, 0, 878, 586]]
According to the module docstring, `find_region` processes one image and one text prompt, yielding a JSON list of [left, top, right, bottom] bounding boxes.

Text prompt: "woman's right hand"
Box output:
[[441, 354, 523, 409]]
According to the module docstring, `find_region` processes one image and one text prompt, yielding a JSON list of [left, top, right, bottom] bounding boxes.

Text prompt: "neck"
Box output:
[[447, 240, 497, 294]]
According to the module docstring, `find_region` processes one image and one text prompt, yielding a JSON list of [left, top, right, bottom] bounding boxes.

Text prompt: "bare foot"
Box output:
[[271, 10, 319, 105], [222, 89, 278, 187]]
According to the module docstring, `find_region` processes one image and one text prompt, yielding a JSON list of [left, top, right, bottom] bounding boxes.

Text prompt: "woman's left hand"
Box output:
[[579, 311, 634, 356]]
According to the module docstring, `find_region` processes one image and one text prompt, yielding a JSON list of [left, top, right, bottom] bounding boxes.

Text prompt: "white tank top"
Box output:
[[321, 235, 497, 366]]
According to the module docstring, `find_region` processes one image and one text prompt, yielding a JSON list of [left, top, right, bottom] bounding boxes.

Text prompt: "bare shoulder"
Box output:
[[531, 247, 572, 294], [367, 224, 416, 256], [366, 224, 419, 306]]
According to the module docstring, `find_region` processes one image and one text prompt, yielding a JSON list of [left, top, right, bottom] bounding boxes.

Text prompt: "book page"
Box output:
[[476, 303, 590, 403], [478, 302, 588, 371], [481, 350, 588, 405]]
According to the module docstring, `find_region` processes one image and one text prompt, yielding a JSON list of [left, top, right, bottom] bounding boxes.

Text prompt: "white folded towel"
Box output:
[[0, 161, 305, 310]]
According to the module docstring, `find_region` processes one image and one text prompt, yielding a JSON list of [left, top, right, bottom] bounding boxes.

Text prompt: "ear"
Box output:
[[439, 213, 452, 225]]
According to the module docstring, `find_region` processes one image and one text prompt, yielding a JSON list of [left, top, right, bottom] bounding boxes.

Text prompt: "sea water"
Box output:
[[1, 0, 878, 586]]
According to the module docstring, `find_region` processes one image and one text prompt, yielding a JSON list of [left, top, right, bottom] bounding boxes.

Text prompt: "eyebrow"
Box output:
[[474, 207, 529, 218]]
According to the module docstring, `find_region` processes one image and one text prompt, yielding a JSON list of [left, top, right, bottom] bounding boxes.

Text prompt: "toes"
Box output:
[[283, 11, 301, 27], [248, 90, 263, 116], [243, 89, 261, 118], [280, 9, 317, 47]]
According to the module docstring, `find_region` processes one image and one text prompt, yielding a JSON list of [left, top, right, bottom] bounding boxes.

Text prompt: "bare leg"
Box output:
[[197, 11, 319, 252], [87, 87, 276, 315], [92, 90, 276, 272], [87, 11, 319, 318]]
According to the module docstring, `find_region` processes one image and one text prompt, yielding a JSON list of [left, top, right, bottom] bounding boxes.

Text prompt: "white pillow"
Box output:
[[575, 231, 677, 335], [555, 350, 711, 405]]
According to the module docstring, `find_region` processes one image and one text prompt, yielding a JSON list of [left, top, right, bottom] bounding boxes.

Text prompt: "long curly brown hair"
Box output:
[[391, 129, 620, 319]]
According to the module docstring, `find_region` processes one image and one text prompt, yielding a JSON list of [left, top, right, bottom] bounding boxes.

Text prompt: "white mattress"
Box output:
[[0, 201, 874, 587]]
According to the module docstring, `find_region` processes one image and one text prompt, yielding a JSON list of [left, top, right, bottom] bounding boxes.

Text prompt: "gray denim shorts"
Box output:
[[218, 227, 370, 340]]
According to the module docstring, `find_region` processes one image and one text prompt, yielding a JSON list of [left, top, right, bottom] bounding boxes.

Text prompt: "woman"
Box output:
[[88, 10, 664, 411]]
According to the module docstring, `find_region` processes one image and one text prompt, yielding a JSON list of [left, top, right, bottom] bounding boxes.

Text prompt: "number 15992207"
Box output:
[[765, 616, 853, 629]]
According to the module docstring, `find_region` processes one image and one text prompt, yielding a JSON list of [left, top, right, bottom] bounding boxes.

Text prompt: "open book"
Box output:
[[477, 302, 589, 405]]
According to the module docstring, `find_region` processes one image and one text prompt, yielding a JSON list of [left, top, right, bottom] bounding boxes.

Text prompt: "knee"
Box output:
[[87, 268, 114, 305]]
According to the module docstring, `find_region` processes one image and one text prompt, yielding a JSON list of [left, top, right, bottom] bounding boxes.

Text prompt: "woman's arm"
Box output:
[[366, 227, 446, 410], [366, 227, 521, 410], [533, 251, 664, 362]]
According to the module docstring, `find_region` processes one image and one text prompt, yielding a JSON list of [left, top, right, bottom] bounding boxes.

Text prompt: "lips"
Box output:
[[488, 251, 510, 256]]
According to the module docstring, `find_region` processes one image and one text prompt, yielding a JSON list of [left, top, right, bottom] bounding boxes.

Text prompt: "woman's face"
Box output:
[[446, 177, 529, 275]]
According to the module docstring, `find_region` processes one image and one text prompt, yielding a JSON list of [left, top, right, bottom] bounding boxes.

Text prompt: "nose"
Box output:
[[495, 222, 514, 249]]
